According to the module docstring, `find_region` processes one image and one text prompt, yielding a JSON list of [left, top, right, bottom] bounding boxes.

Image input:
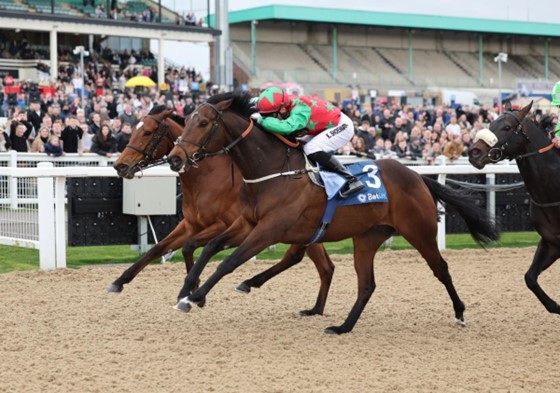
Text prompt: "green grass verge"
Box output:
[[0, 231, 540, 274]]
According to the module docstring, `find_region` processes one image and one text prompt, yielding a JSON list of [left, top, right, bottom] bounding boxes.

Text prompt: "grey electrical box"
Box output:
[[122, 177, 177, 215]]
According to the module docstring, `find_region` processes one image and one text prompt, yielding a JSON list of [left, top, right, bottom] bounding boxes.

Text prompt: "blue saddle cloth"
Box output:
[[306, 161, 388, 245], [319, 160, 388, 204]]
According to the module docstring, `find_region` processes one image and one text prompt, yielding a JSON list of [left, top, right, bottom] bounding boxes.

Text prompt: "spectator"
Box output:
[[423, 142, 442, 165], [27, 101, 43, 134], [80, 123, 93, 153], [115, 121, 132, 152], [51, 119, 63, 138], [44, 135, 64, 157], [443, 134, 464, 161], [91, 124, 118, 157], [379, 109, 394, 141], [29, 126, 51, 153], [119, 103, 138, 128], [408, 135, 423, 160], [0, 126, 11, 151], [9, 112, 33, 152], [89, 113, 102, 135], [60, 116, 83, 154], [355, 118, 375, 151], [393, 139, 412, 160], [445, 115, 461, 138]]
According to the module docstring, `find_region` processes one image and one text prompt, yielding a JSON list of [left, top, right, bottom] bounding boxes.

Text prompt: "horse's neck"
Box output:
[[516, 124, 560, 202]]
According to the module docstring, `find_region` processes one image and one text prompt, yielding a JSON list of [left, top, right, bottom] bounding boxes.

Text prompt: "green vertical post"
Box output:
[[478, 34, 484, 87], [332, 26, 337, 82], [544, 39, 549, 80], [251, 20, 257, 76], [408, 30, 414, 82]]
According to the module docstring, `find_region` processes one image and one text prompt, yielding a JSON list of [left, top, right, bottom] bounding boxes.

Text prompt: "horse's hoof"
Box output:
[[106, 283, 123, 293], [196, 298, 206, 308], [324, 326, 348, 335], [235, 282, 251, 294], [174, 299, 193, 313], [298, 309, 320, 317], [454, 318, 467, 328]]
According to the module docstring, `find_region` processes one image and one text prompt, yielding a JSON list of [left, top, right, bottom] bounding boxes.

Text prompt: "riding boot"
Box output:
[[308, 151, 365, 198]]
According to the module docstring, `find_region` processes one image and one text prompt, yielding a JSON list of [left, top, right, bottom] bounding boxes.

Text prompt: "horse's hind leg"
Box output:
[[402, 227, 466, 326], [525, 240, 560, 314], [236, 243, 334, 316], [325, 229, 391, 335]]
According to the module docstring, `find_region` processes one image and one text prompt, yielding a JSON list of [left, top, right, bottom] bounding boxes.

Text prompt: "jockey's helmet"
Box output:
[[256, 87, 289, 114], [552, 80, 560, 106]]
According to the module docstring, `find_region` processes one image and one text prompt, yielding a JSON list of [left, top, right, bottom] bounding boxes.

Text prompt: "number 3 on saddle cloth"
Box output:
[[307, 160, 388, 245]]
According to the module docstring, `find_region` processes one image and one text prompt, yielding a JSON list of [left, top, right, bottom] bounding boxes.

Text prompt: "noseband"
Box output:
[[174, 103, 254, 167], [487, 112, 529, 162], [124, 115, 173, 169]]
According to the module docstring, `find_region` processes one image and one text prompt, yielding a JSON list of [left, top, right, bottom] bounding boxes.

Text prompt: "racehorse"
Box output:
[[166, 92, 499, 334], [110, 106, 336, 316], [468, 102, 560, 314]]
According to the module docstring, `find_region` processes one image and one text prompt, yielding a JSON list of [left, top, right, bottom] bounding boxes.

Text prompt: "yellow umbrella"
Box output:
[[125, 76, 156, 88]]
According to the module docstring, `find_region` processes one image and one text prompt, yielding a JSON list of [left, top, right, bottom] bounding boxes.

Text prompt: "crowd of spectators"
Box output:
[[0, 44, 210, 158], [336, 100, 557, 165]]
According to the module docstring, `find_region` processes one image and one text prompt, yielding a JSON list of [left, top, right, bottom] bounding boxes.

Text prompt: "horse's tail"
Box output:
[[422, 176, 500, 246]]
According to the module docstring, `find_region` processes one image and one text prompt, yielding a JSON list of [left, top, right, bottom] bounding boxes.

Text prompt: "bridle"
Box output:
[[124, 114, 174, 170], [173, 103, 254, 168], [486, 112, 530, 162], [487, 112, 555, 162]]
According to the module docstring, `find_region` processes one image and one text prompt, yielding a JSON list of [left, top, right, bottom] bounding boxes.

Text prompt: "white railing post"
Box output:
[[55, 176, 67, 268], [437, 173, 447, 250], [9, 150, 17, 209], [37, 162, 56, 270]]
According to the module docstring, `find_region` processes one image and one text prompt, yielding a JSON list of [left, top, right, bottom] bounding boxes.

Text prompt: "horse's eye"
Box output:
[[142, 131, 153, 137], [504, 125, 511, 131], [199, 121, 208, 127]]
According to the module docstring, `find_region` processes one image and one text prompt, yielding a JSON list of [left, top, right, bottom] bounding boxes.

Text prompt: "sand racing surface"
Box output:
[[1, 247, 560, 392]]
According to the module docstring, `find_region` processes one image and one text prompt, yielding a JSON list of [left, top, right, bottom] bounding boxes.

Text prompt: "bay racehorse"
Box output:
[[468, 102, 560, 314], [166, 92, 499, 334], [110, 105, 336, 316]]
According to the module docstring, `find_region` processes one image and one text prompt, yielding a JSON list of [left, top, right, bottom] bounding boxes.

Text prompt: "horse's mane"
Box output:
[[207, 92, 257, 119], [148, 104, 185, 126]]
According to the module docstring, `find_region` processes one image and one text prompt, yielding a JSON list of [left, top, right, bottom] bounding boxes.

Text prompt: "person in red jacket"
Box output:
[[255, 87, 364, 198]]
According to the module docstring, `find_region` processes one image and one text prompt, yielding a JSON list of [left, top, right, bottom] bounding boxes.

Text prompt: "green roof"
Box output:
[[215, 5, 560, 37]]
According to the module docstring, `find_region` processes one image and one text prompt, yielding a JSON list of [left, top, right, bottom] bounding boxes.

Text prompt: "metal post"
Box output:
[[332, 26, 337, 82], [437, 173, 447, 250], [408, 30, 414, 83], [486, 174, 496, 224], [251, 20, 256, 75], [49, 29, 58, 82], [544, 39, 549, 80], [478, 34, 483, 87], [80, 49, 85, 110], [498, 60, 502, 114]]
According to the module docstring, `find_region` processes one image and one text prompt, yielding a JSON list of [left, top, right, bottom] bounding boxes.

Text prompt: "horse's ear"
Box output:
[[517, 101, 533, 120], [504, 100, 512, 112], [216, 98, 233, 111]]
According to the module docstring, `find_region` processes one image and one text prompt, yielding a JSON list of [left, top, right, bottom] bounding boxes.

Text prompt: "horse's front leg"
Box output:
[[177, 220, 230, 303], [175, 217, 253, 309], [176, 220, 278, 313], [525, 239, 560, 314], [107, 221, 195, 293]]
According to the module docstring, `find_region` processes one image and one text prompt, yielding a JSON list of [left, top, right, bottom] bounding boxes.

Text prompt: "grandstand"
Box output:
[[226, 5, 560, 103]]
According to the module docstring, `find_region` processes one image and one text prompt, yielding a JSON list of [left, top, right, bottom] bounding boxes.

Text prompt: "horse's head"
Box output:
[[113, 107, 179, 178], [168, 93, 255, 172], [468, 102, 532, 169]]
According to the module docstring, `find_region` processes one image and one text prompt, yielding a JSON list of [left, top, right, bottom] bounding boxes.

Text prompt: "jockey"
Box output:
[[254, 87, 365, 198], [551, 81, 560, 148]]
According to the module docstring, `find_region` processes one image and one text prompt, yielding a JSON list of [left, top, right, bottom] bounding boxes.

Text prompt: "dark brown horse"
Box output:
[[166, 92, 499, 334], [110, 106, 335, 316], [468, 102, 560, 314]]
